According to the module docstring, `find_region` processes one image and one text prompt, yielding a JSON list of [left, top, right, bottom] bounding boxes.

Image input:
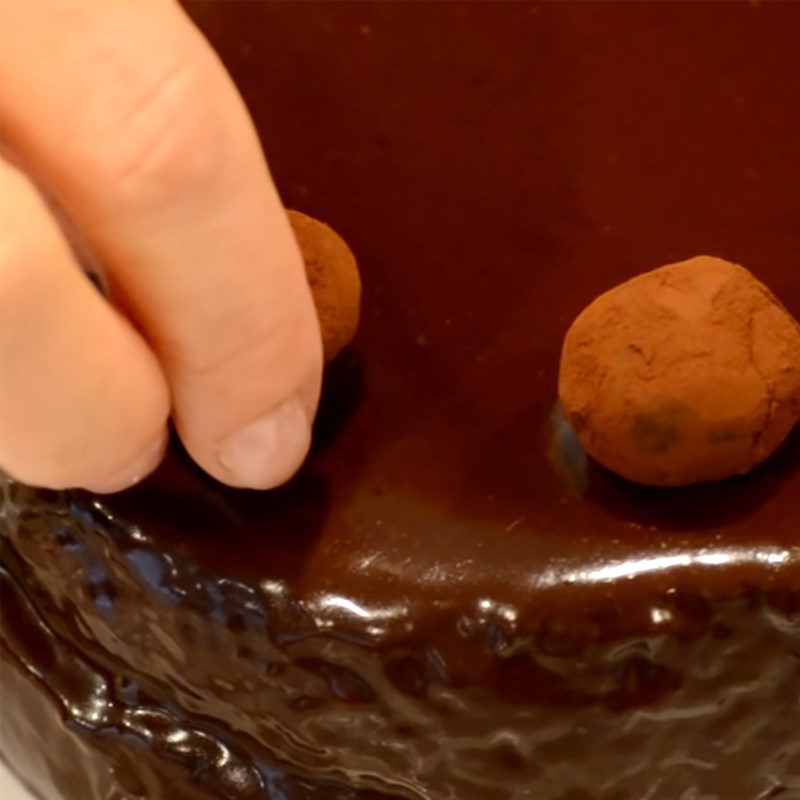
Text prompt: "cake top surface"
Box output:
[[97, 1, 799, 637]]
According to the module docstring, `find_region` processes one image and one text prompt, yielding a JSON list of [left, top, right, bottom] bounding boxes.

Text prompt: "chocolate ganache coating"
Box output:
[[2, 2, 800, 800]]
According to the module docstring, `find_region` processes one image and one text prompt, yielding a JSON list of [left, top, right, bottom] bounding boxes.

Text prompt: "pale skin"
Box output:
[[0, 0, 324, 492]]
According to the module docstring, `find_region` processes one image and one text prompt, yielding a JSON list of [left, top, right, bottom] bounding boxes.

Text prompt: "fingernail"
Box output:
[[217, 396, 311, 489], [84, 433, 168, 494]]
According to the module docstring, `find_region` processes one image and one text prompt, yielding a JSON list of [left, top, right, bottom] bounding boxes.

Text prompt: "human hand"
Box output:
[[0, 0, 323, 492]]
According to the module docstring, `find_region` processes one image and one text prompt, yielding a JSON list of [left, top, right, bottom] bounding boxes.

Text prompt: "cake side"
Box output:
[[3, 477, 799, 800], [1, 563, 389, 800]]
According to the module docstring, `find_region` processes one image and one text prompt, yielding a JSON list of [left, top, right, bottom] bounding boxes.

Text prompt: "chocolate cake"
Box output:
[[2, 3, 799, 799]]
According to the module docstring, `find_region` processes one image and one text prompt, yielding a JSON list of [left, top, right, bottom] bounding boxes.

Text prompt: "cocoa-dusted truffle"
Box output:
[[288, 210, 361, 361], [559, 256, 800, 486]]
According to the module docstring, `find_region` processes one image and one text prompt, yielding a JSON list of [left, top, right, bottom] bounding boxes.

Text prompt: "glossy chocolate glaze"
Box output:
[[2, 2, 800, 799]]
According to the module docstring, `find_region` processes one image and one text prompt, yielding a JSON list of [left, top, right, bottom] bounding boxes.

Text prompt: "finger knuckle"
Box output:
[[167, 301, 313, 388], [74, 56, 228, 209]]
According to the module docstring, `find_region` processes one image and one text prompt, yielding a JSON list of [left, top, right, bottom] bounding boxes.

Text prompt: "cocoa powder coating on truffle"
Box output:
[[288, 210, 361, 361], [559, 256, 800, 486]]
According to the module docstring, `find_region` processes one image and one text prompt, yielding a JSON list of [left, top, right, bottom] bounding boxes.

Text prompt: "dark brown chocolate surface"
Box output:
[[2, 2, 800, 799], [123, 0, 800, 629]]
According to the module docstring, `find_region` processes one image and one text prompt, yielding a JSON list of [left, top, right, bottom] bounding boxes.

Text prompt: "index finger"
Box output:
[[0, 0, 323, 489]]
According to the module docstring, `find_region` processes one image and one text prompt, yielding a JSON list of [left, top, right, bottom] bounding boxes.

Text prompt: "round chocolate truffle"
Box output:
[[288, 210, 361, 361], [559, 256, 800, 486]]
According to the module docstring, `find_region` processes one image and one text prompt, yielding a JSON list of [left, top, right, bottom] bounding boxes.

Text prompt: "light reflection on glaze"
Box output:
[[314, 594, 408, 620], [311, 593, 412, 638], [538, 547, 794, 588], [477, 598, 519, 624], [650, 607, 674, 625]]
